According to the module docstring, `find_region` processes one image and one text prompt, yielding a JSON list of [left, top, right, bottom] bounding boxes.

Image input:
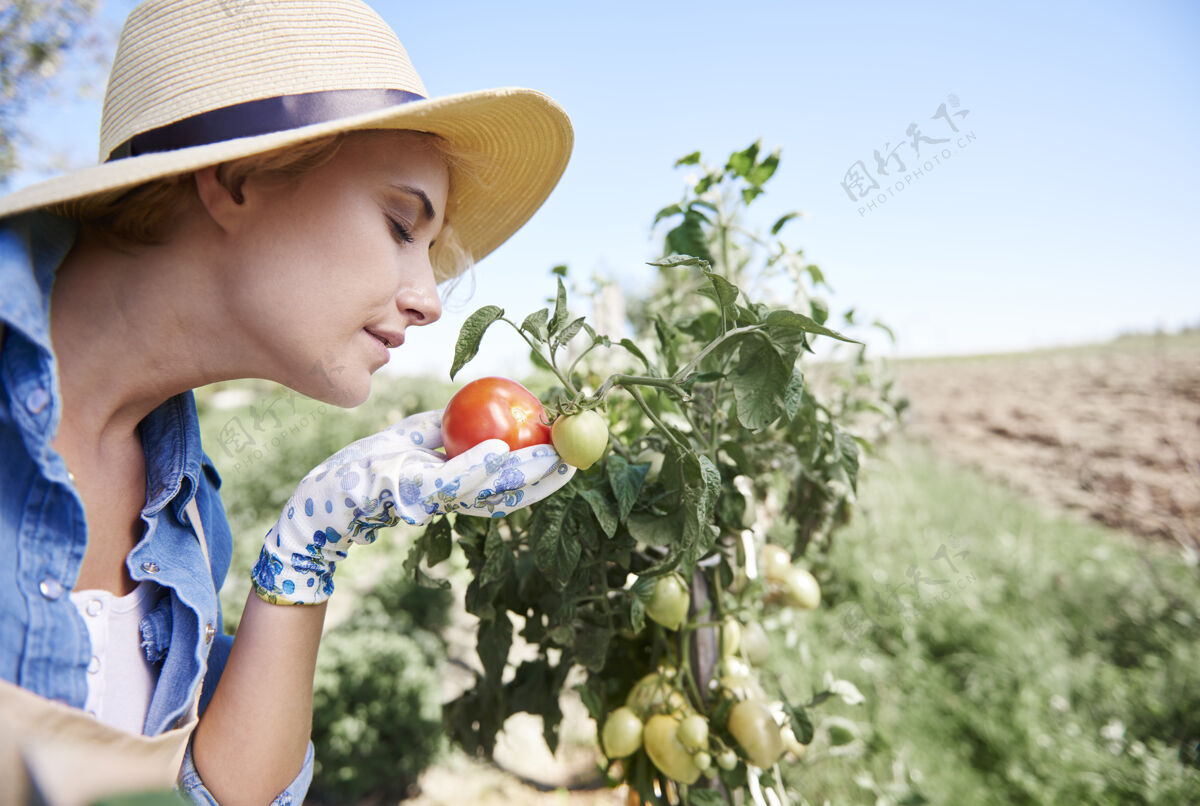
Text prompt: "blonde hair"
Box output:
[[74, 129, 481, 283]]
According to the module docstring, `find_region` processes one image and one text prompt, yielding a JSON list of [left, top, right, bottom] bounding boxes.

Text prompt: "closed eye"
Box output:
[[387, 217, 414, 244]]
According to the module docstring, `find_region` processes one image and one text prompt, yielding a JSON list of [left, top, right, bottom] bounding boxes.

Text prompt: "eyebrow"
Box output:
[[391, 184, 437, 222]]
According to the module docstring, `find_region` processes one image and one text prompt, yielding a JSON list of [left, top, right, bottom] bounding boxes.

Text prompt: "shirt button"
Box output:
[[141, 561, 160, 574], [25, 388, 50, 415], [204, 622, 216, 644], [39, 578, 64, 600], [85, 599, 103, 617], [87, 656, 100, 675]]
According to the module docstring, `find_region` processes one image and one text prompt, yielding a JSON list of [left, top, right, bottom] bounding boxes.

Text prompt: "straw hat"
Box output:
[[0, 0, 573, 263]]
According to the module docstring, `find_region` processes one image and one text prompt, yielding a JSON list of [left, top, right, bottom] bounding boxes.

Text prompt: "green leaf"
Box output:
[[836, 427, 861, 492], [763, 309, 859, 344], [806, 263, 827, 288], [627, 511, 683, 547], [873, 317, 897, 343], [784, 367, 805, 420], [770, 211, 801, 236], [529, 491, 581, 588], [653, 202, 683, 226], [480, 522, 511, 587], [665, 211, 713, 265], [630, 598, 646, 633], [450, 305, 503, 379], [606, 454, 646, 521], [477, 611, 512, 682], [680, 454, 722, 573], [654, 316, 683, 376], [425, 516, 453, 566], [747, 148, 780, 186], [675, 150, 702, 167], [741, 186, 763, 205], [549, 277, 569, 336], [574, 622, 614, 673], [618, 338, 652, 371], [688, 791, 726, 806], [726, 141, 760, 178], [577, 486, 618, 538], [551, 264, 568, 277], [731, 338, 789, 429], [648, 254, 711, 271], [574, 681, 605, 724], [520, 308, 550, 341], [699, 270, 739, 312], [810, 296, 830, 325], [785, 702, 815, 744], [556, 315, 587, 346]]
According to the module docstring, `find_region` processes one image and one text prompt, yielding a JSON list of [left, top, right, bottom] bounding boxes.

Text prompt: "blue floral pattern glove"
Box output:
[[251, 409, 573, 605]]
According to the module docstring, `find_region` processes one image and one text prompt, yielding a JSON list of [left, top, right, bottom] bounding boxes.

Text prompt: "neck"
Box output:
[[49, 225, 249, 454]]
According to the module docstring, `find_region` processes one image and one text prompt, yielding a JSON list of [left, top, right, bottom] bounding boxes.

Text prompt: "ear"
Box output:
[[193, 165, 245, 233]]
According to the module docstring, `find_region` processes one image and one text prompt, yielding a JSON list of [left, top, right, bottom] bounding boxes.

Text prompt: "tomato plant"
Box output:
[[550, 409, 608, 469], [440, 376, 551, 458], [408, 142, 904, 804]]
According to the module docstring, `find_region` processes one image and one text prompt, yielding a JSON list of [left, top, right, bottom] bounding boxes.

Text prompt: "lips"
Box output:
[[365, 327, 404, 349]]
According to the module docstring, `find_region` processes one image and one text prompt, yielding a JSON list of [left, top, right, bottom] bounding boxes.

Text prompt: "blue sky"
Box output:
[[9, 0, 1200, 380]]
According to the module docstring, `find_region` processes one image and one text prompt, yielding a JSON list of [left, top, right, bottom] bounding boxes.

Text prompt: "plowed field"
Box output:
[[894, 331, 1200, 554]]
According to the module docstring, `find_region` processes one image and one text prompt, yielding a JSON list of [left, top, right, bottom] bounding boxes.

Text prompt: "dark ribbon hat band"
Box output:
[[105, 88, 426, 162]]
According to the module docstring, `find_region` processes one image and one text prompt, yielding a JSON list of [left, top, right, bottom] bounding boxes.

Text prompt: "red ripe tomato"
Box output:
[[441, 377, 552, 458]]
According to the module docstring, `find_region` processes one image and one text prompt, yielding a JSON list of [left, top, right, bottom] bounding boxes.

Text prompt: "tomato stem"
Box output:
[[627, 386, 687, 452], [500, 316, 578, 395]]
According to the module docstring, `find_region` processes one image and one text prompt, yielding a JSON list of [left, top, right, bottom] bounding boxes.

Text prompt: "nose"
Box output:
[[397, 259, 442, 327]]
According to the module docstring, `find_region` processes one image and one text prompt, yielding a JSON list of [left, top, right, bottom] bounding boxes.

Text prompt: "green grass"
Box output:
[[765, 440, 1200, 806]]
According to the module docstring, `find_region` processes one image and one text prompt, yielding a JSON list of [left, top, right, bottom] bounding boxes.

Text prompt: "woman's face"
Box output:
[[220, 131, 448, 407]]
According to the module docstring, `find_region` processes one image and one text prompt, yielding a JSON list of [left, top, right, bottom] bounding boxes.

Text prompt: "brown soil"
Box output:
[[893, 332, 1200, 554]]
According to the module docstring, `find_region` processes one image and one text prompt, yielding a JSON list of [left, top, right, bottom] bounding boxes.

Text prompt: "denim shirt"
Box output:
[[0, 211, 313, 804]]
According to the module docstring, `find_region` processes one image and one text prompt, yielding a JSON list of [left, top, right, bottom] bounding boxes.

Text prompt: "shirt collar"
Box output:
[[0, 211, 77, 351], [139, 389, 205, 518]]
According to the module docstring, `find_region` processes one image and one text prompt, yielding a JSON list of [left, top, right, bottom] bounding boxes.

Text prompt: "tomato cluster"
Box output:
[[597, 571, 816, 791], [441, 376, 609, 470]]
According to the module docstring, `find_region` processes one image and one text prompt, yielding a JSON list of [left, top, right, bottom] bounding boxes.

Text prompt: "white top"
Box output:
[[69, 580, 164, 735]]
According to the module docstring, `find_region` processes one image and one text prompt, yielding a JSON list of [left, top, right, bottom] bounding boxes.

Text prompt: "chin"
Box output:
[[286, 372, 372, 409]]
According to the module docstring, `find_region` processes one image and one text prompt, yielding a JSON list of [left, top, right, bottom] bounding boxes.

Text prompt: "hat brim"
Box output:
[[0, 86, 572, 266]]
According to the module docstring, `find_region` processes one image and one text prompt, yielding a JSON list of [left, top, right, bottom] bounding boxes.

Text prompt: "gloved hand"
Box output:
[[251, 409, 573, 605]]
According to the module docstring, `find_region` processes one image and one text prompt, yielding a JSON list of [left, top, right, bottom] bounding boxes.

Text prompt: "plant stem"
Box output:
[[500, 317, 577, 394], [673, 324, 762, 383], [627, 386, 687, 452], [594, 372, 679, 402]]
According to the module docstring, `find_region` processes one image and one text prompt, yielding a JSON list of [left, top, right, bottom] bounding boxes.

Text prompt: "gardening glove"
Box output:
[[250, 409, 573, 605]]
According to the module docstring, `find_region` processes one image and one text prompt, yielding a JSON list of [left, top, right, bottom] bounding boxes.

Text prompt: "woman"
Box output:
[[0, 1, 573, 804]]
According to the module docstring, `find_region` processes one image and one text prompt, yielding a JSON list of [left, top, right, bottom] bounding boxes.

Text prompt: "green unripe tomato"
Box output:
[[625, 671, 686, 716], [643, 714, 702, 785], [693, 751, 712, 773], [761, 543, 792, 583], [728, 700, 784, 769], [550, 409, 608, 469], [741, 621, 770, 665], [676, 714, 709, 752], [601, 706, 643, 758], [720, 618, 741, 658], [783, 567, 821, 610], [716, 749, 738, 770], [645, 575, 689, 631]]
